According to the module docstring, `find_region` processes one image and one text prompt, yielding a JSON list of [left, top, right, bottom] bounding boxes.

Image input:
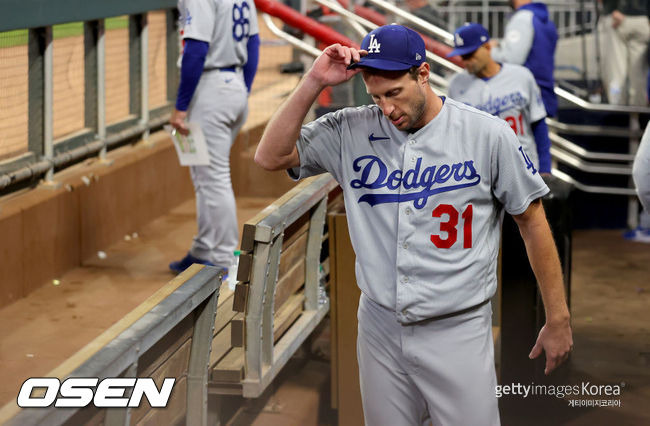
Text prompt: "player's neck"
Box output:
[[477, 62, 501, 80], [419, 91, 444, 128]]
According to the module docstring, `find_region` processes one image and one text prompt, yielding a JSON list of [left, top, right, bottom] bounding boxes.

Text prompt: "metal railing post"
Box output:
[[304, 198, 328, 311], [628, 113, 641, 229], [187, 280, 220, 426], [166, 9, 180, 104], [104, 362, 138, 426], [42, 26, 60, 189], [141, 13, 150, 141], [97, 19, 112, 165]]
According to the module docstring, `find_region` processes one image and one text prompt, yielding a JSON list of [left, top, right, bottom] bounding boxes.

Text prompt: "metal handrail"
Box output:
[[0, 115, 170, 190], [550, 133, 635, 162], [550, 146, 632, 175], [364, 0, 454, 44], [551, 168, 637, 196], [315, 0, 462, 79], [547, 118, 643, 139], [264, 2, 643, 210], [555, 87, 650, 114], [261, 14, 322, 57], [368, 0, 650, 116], [262, 13, 448, 92]]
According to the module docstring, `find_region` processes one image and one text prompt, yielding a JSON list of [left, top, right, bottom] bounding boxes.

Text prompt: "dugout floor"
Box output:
[[0, 195, 648, 425]]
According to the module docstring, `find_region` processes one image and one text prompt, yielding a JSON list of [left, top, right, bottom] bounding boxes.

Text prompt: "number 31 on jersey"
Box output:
[[431, 204, 473, 249]]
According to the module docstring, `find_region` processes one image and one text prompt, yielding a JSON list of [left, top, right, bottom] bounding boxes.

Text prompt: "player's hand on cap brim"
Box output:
[[309, 44, 367, 88]]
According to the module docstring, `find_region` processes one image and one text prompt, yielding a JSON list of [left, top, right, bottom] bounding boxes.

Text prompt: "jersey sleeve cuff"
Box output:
[[181, 32, 212, 44], [506, 185, 550, 216]]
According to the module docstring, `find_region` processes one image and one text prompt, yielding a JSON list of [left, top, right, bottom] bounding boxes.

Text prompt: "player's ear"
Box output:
[[418, 62, 430, 85]]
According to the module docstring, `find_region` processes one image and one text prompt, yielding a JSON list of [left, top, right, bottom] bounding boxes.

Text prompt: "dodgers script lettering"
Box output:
[[349, 155, 481, 209]]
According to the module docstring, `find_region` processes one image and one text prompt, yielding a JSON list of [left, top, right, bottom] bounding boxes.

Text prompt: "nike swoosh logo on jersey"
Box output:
[[368, 133, 390, 142], [224, 78, 233, 83]]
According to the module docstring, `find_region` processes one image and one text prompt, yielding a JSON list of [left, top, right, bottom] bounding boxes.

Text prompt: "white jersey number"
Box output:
[[431, 204, 473, 249]]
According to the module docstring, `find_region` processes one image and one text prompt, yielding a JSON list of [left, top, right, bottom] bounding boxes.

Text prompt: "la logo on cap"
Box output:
[[455, 33, 464, 46], [368, 34, 381, 53]]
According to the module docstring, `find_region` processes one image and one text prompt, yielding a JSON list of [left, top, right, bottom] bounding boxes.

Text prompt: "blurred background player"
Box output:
[[490, 0, 558, 117], [597, 0, 650, 105], [169, 0, 260, 273], [630, 124, 650, 242], [448, 23, 551, 174]]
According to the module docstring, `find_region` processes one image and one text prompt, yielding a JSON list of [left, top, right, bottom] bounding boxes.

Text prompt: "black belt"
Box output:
[[406, 299, 490, 325], [204, 66, 238, 72]]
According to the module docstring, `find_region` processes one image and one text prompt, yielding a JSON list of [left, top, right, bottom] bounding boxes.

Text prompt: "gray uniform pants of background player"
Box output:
[[598, 14, 650, 106], [357, 293, 500, 426], [187, 69, 248, 267]]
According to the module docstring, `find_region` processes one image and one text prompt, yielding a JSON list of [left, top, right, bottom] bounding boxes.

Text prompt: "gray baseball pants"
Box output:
[[187, 69, 248, 267], [357, 293, 500, 426]]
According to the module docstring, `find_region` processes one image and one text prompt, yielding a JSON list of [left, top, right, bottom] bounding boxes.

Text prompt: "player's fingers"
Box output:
[[528, 340, 542, 359], [343, 48, 352, 66], [351, 49, 361, 64], [544, 353, 562, 375], [334, 44, 347, 60], [325, 44, 342, 58], [172, 121, 189, 136], [334, 45, 351, 65]]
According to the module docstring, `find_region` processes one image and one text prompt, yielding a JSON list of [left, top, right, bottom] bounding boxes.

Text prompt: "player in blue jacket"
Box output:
[[491, 0, 558, 117]]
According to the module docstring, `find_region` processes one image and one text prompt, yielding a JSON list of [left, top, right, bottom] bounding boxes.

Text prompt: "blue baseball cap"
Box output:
[[348, 25, 426, 71], [446, 23, 490, 57]]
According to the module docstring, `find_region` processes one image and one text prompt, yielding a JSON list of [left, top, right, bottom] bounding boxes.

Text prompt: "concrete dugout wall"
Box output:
[[0, 123, 296, 308]]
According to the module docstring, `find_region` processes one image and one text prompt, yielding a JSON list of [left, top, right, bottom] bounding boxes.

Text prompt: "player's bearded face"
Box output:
[[363, 71, 427, 131]]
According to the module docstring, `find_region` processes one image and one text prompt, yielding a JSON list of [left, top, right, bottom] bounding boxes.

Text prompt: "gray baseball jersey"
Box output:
[[289, 97, 549, 323], [178, 0, 258, 68], [448, 63, 547, 169], [633, 125, 650, 213]]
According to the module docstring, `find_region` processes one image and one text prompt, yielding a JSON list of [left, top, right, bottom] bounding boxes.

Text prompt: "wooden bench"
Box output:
[[208, 174, 339, 399]]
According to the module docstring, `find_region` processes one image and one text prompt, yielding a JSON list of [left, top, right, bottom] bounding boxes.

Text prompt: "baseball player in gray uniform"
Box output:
[[255, 25, 572, 425], [447, 23, 551, 174], [634, 126, 650, 213], [630, 125, 650, 242], [169, 0, 259, 273]]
